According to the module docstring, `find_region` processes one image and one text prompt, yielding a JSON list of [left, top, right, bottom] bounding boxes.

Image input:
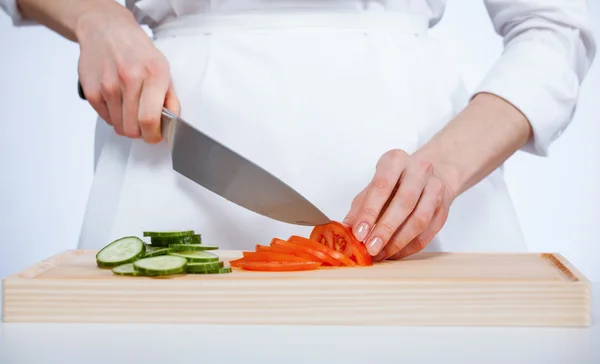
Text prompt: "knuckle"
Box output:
[[417, 159, 433, 174], [144, 58, 168, 78], [371, 175, 395, 192], [99, 81, 119, 97], [138, 114, 158, 127], [377, 221, 397, 238], [398, 190, 419, 210], [411, 213, 431, 232], [360, 206, 380, 220], [118, 65, 143, 85], [388, 149, 407, 160], [413, 233, 432, 251]]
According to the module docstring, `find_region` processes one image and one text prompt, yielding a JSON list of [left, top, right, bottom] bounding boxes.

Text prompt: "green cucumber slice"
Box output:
[[167, 250, 219, 263], [112, 263, 145, 276], [219, 267, 232, 274], [150, 234, 201, 247], [96, 236, 146, 268], [168, 243, 217, 252], [143, 230, 195, 238], [144, 246, 170, 258], [134, 256, 187, 276], [186, 261, 224, 274]]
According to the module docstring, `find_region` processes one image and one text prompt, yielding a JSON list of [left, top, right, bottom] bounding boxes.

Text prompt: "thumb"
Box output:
[[164, 81, 180, 115]]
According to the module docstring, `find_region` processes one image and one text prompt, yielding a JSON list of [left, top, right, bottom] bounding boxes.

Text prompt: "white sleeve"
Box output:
[[474, 0, 596, 156], [0, 0, 37, 25]]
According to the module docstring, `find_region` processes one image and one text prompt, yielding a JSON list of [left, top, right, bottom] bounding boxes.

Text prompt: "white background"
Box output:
[[0, 2, 598, 282]]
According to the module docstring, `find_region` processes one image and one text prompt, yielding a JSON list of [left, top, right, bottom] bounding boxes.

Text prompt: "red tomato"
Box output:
[[288, 235, 356, 267], [310, 221, 373, 266], [235, 261, 322, 272], [270, 239, 343, 266]]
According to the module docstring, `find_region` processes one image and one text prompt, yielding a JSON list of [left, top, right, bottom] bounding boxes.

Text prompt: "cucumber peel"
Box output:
[[143, 230, 195, 238], [168, 251, 219, 263], [168, 243, 217, 252], [150, 234, 201, 247], [112, 263, 146, 276]]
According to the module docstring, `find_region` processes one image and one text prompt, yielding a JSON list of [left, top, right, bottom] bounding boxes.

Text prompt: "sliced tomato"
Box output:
[[255, 244, 274, 252], [288, 235, 356, 267], [236, 261, 322, 272], [347, 238, 373, 266], [270, 238, 342, 266], [309, 221, 373, 266], [241, 251, 318, 263], [268, 238, 320, 261], [310, 221, 355, 256]]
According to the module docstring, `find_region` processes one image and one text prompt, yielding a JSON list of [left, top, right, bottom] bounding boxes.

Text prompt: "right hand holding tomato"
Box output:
[[76, 9, 180, 143]]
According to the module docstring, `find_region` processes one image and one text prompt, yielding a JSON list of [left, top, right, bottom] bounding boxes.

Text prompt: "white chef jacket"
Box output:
[[1, 0, 596, 156]]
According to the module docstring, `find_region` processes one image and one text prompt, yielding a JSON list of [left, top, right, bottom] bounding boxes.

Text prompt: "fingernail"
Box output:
[[367, 237, 383, 256], [355, 222, 370, 241]]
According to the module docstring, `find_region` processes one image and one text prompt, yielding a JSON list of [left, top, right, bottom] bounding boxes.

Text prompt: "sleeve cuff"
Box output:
[[471, 37, 581, 157], [1, 0, 37, 26]]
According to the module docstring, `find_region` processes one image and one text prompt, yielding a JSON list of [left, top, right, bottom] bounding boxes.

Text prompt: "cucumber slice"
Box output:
[[96, 236, 146, 268], [144, 246, 170, 258], [112, 263, 146, 276], [219, 267, 232, 274], [134, 256, 187, 276], [168, 243, 217, 252], [150, 234, 201, 247], [167, 251, 219, 263], [143, 230, 195, 238], [186, 261, 224, 274]]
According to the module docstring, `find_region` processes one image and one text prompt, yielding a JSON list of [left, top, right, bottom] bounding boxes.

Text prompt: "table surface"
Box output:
[[1, 283, 598, 364]]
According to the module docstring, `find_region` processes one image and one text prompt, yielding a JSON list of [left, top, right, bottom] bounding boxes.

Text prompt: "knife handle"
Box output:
[[77, 81, 86, 100]]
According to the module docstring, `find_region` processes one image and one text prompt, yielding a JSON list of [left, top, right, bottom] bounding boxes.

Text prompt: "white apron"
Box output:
[[77, 3, 527, 253]]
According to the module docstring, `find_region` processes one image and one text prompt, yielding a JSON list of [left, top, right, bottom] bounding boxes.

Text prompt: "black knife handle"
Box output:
[[77, 81, 87, 101]]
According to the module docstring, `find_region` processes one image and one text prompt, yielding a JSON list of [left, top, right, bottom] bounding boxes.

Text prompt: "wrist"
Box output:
[[414, 92, 532, 199], [74, 2, 137, 44]]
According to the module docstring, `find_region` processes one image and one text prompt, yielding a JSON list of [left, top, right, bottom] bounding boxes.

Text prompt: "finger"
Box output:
[[351, 150, 408, 242], [138, 76, 170, 144], [84, 88, 112, 125], [374, 177, 445, 261], [364, 160, 433, 256], [100, 77, 124, 135], [164, 81, 180, 114], [387, 203, 448, 260], [342, 187, 367, 228], [121, 70, 144, 139]]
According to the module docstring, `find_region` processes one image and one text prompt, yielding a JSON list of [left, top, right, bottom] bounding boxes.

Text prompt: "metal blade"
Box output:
[[161, 108, 331, 226]]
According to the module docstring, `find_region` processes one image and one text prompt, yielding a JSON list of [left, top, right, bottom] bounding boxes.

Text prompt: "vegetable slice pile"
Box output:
[[96, 230, 230, 277], [230, 221, 373, 271]]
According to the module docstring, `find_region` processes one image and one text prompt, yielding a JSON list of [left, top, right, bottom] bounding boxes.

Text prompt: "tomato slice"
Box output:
[[310, 221, 355, 256], [241, 251, 318, 263], [288, 235, 356, 267], [236, 261, 322, 272], [271, 238, 342, 266], [309, 221, 373, 266], [255, 244, 275, 252]]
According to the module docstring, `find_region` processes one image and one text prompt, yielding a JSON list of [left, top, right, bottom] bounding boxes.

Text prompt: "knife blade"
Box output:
[[77, 82, 331, 226]]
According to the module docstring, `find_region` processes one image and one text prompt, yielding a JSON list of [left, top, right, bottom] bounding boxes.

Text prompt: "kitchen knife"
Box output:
[[77, 82, 331, 226]]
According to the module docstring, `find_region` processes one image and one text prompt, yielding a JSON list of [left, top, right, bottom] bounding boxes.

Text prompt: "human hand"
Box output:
[[76, 9, 180, 143], [342, 149, 455, 261]]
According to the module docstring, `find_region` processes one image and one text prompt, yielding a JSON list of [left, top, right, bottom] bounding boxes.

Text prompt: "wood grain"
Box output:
[[2, 250, 591, 326]]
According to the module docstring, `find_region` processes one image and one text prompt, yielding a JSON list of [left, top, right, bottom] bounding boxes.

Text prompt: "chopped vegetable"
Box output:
[[96, 229, 231, 277], [230, 220, 374, 272], [234, 261, 322, 272], [96, 236, 146, 268], [134, 256, 188, 276]]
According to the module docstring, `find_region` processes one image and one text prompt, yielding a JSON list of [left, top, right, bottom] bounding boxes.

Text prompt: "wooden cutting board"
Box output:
[[2, 250, 591, 327]]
